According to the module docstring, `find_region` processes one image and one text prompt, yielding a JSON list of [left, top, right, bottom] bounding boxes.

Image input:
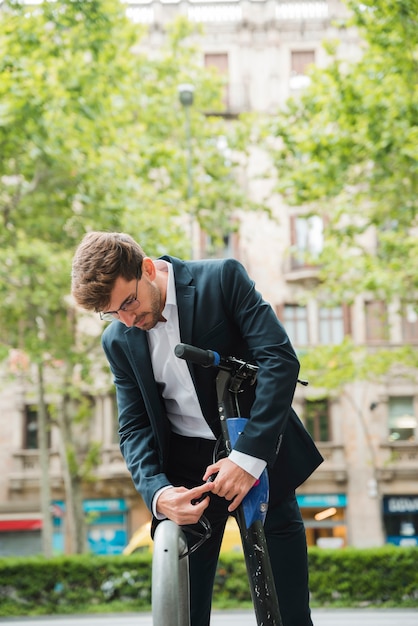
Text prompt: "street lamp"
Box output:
[[178, 83, 195, 257], [178, 83, 195, 108]]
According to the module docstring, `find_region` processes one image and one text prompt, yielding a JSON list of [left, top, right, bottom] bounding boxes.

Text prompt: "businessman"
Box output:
[[71, 231, 323, 626]]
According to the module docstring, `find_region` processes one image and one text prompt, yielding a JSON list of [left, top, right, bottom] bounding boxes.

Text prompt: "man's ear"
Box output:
[[142, 257, 156, 279]]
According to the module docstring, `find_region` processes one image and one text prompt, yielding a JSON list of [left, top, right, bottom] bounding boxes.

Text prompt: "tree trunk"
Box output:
[[57, 382, 87, 554], [36, 362, 53, 558]]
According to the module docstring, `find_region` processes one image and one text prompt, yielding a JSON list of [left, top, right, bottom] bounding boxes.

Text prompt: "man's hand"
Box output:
[[203, 457, 256, 513], [156, 483, 215, 525]]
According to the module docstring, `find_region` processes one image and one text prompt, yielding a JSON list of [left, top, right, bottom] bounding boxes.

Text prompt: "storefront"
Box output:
[[297, 494, 347, 548], [53, 498, 128, 555], [0, 515, 42, 556], [383, 495, 418, 547]]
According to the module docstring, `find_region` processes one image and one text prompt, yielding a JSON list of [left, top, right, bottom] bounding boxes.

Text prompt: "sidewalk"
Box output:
[[0, 608, 417, 625]]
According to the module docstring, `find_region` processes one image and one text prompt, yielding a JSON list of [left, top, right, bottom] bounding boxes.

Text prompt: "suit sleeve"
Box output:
[[219, 259, 300, 466], [102, 327, 171, 511]]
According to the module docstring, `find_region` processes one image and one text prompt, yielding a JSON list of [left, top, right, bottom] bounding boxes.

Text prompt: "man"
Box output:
[[71, 231, 323, 626]]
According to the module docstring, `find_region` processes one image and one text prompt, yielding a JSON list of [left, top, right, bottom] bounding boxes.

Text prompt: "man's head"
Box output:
[[71, 231, 146, 313]]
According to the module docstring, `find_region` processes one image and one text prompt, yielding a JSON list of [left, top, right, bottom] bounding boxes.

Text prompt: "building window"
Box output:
[[365, 300, 389, 343], [199, 230, 239, 259], [319, 305, 351, 345], [388, 396, 416, 442], [401, 305, 418, 343], [24, 405, 38, 449], [290, 50, 315, 89], [290, 214, 323, 270], [304, 398, 330, 442], [204, 52, 229, 110], [280, 304, 309, 346], [24, 405, 51, 449]]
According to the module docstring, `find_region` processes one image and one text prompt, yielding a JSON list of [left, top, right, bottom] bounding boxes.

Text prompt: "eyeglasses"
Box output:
[[99, 272, 141, 322]]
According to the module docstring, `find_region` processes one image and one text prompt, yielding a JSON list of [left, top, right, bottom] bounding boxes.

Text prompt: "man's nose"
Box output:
[[118, 309, 137, 327]]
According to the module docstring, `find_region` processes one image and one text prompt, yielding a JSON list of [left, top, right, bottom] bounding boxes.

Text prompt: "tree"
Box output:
[[263, 0, 418, 308], [258, 0, 418, 393], [0, 0, 257, 553], [1, 0, 255, 254]]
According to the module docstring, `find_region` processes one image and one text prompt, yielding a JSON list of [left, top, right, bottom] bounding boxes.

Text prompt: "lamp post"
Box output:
[[178, 83, 195, 258]]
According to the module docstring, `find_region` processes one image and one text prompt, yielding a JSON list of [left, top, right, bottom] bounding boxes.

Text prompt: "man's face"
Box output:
[[104, 260, 164, 330]]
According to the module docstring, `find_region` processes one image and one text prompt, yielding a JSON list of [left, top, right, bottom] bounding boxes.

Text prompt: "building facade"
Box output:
[[0, 0, 417, 556]]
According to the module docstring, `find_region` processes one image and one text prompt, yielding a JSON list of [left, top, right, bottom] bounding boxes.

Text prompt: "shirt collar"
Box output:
[[148, 260, 176, 331]]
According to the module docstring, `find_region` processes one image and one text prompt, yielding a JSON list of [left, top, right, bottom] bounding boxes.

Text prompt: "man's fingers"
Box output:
[[189, 481, 215, 504], [191, 491, 210, 505]]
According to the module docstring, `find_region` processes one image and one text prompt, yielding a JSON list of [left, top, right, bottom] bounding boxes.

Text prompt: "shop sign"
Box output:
[[297, 494, 347, 508], [52, 498, 128, 513], [384, 496, 418, 514], [387, 536, 418, 547]]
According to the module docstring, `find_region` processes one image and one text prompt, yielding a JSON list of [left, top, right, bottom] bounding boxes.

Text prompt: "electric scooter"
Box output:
[[174, 342, 283, 626]]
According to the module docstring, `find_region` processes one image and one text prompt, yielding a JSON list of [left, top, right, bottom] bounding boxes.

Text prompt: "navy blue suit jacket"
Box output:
[[102, 256, 323, 512]]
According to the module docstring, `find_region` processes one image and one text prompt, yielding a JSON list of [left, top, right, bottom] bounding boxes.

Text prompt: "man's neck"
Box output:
[[154, 259, 169, 321]]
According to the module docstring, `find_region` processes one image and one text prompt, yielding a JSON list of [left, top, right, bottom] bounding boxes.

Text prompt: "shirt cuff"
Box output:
[[152, 485, 173, 519], [228, 450, 266, 480]]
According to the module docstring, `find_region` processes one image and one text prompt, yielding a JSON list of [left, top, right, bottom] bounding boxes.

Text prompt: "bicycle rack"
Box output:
[[152, 520, 190, 626]]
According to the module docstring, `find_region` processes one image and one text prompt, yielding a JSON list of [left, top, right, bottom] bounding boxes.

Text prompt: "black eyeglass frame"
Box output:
[[99, 268, 141, 321]]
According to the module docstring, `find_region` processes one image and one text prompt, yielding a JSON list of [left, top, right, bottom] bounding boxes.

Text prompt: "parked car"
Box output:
[[123, 516, 242, 555]]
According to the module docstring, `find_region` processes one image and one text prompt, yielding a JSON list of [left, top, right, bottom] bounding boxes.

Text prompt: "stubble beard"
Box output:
[[134, 282, 163, 330]]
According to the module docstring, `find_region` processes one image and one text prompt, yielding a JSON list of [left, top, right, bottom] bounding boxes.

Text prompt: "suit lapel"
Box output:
[[161, 256, 197, 380], [124, 327, 160, 413]]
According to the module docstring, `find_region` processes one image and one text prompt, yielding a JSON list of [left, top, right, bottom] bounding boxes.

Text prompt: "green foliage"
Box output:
[[1, 0, 256, 257], [299, 339, 418, 394], [0, 0, 260, 553], [263, 0, 418, 306], [214, 554, 252, 606], [0, 234, 72, 361], [0, 0, 138, 246], [0, 553, 152, 615], [0, 547, 417, 616], [308, 546, 418, 606]]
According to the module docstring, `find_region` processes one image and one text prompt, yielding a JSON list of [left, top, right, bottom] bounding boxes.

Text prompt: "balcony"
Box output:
[[9, 449, 62, 492], [282, 256, 320, 286], [9, 446, 128, 493], [310, 442, 347, 484], [125, 0, 334, 27], [378, 441, 418, 482], [97, 446, 128, 479]]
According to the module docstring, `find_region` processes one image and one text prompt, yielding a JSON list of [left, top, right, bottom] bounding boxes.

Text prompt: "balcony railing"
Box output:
[[283, 261, 320, 284], [378, 441, 418, 481], [124, 0, 334, 25], [9, 446, 128, 491], [9, 449, 62, 491], [311, 442, 347, 484], [11, 440, 416, 493]]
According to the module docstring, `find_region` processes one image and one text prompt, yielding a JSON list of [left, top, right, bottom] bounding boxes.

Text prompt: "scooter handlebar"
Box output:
[[174, 343, 220, 367]]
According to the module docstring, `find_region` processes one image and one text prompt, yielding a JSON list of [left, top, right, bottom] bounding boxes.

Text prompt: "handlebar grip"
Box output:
[[174, 343, 220, 367]]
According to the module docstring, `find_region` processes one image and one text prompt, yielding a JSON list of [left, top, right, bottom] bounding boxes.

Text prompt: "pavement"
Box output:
[[0, 609, 417, 625]]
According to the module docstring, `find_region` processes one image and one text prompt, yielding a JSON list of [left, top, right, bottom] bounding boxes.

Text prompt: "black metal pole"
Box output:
[[236, 510, 282, 625], [215, 370, 283, 626]]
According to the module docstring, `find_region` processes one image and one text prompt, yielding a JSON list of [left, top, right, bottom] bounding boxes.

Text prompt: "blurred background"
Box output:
[[0, 0, 417, 558]]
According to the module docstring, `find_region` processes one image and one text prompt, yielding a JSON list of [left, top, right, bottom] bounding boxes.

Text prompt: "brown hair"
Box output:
[[71, 231, 146, 311]]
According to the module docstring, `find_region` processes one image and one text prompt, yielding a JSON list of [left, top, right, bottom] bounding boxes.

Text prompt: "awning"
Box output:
[[0, 518, 42, 531]]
